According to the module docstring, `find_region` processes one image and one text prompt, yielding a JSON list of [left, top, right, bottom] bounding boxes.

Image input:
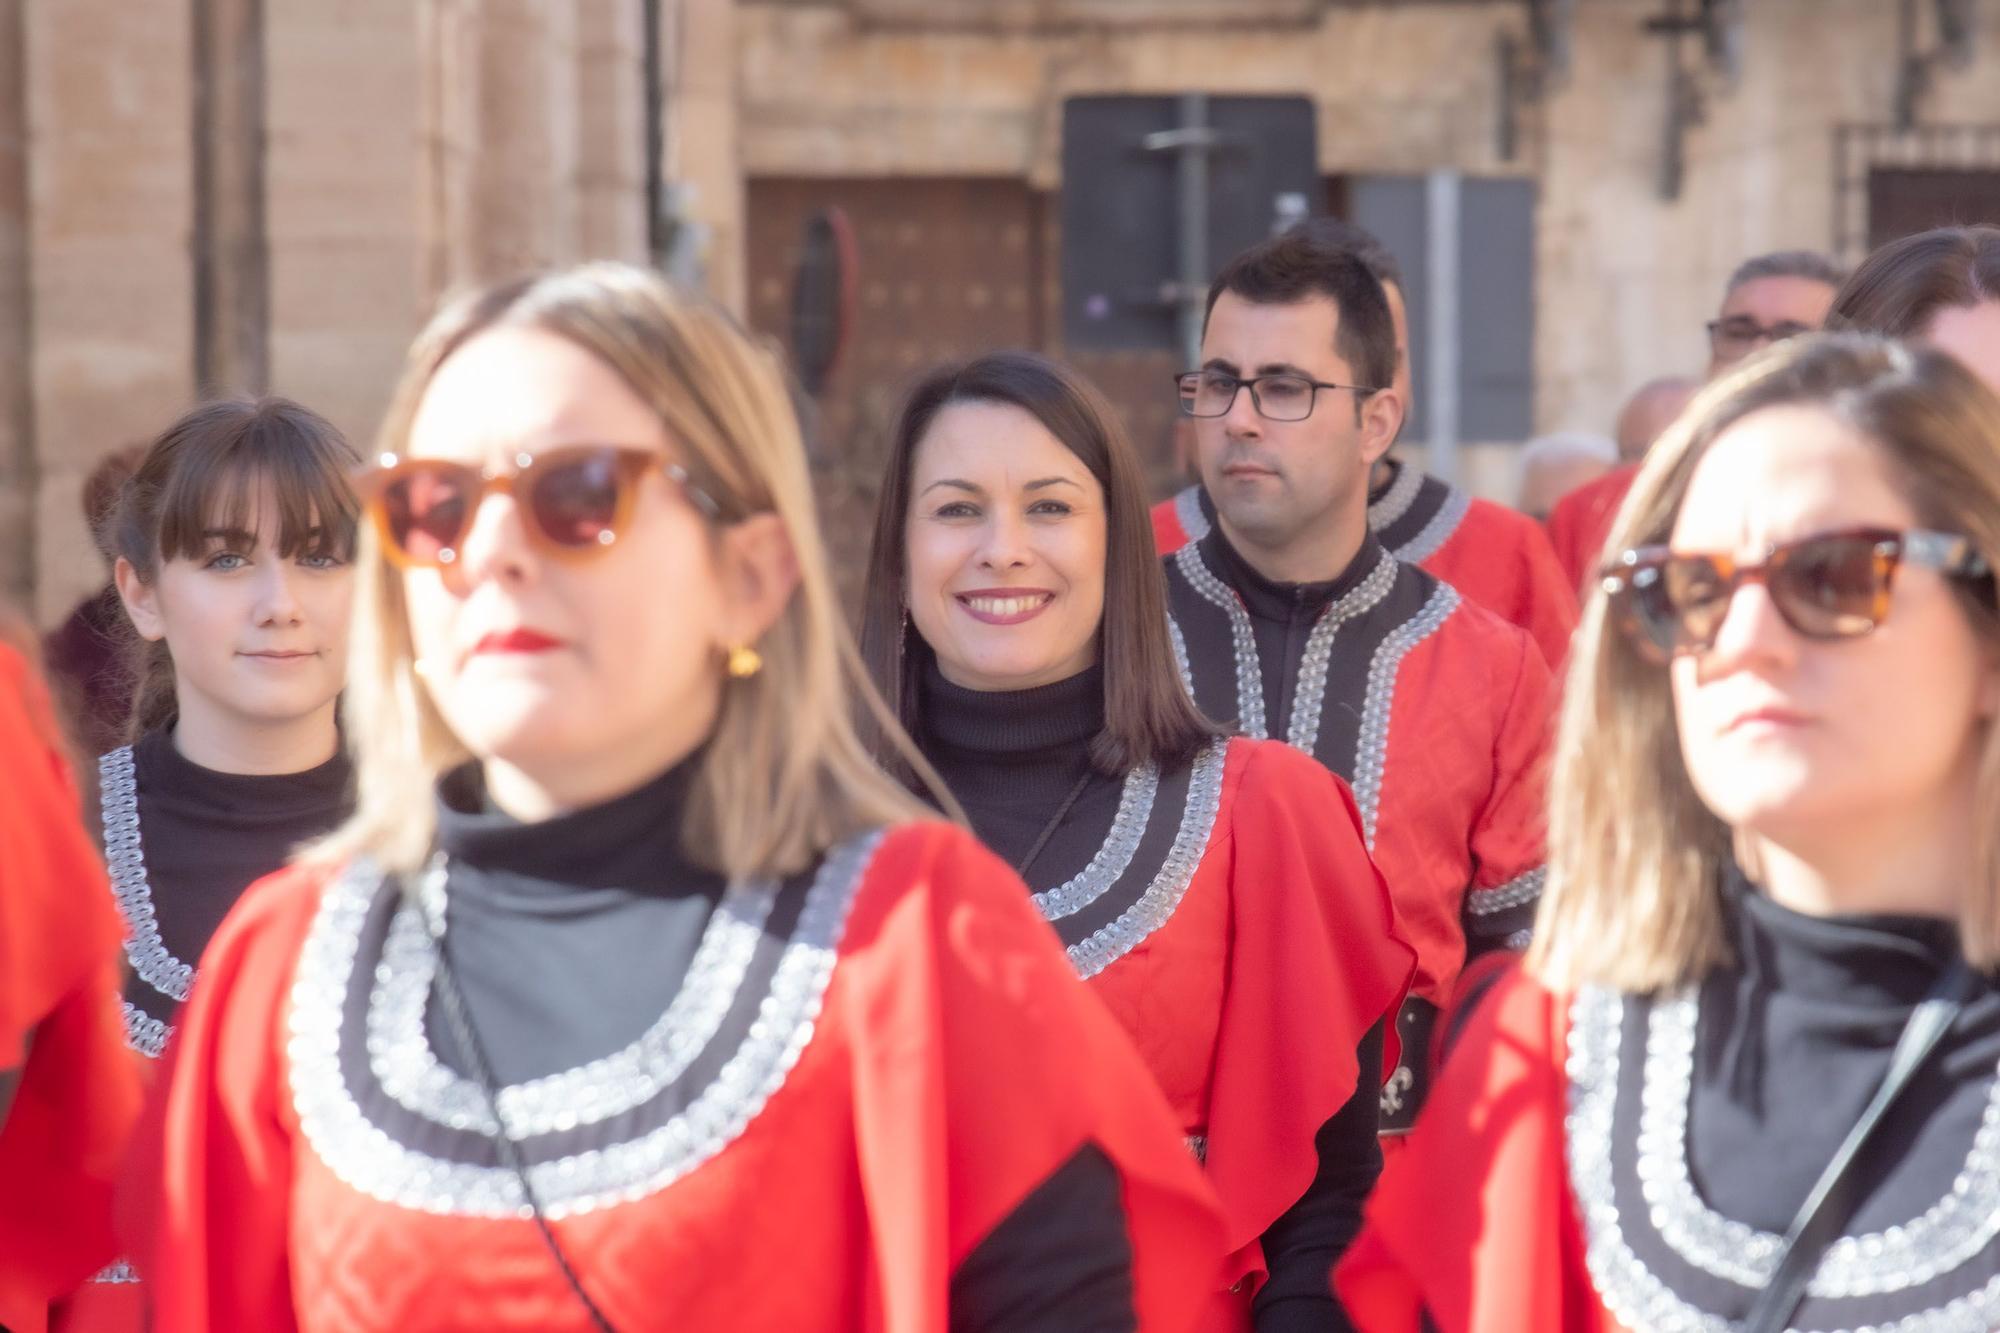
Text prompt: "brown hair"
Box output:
[[1533, 332, 2000, 993], [1828, 225, 2000, 339], [859, 351, 1220, 781], [108, 397, 359, 738], [1204, 231, 1398, 400], [316, 262, 935, 879]]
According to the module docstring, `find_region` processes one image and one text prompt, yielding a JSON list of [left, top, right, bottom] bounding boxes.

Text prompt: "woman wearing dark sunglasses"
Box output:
[[1337, 333, 2000, 1333], [859, 352, 1414, 1333], [123, 264, 1224, 1332]]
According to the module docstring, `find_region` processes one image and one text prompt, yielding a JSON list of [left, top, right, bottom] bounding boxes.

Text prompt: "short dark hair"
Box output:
[[1725, 249, 1847, 297], [1203, 232, 1398, 395], [1288, 216, 1404, 291], [1828, 224, 2000, 339], [859, 352, 1220, 778]]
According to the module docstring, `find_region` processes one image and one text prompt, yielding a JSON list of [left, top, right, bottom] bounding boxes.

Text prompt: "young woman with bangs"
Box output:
[[55, 398, 361, 1331], [123, 265, 1224, 1332], [861, 352, 1414, 1333], [1337, 334, 2000, 1332]]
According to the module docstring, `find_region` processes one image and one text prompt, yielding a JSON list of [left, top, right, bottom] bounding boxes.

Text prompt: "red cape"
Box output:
[[1545, 465, 1639, 597], [1085, 738, 1413, 1328], [0, 644, 143, 1333], [122, 821, 1228, 1332], [1335, 965, 1609, 1333]]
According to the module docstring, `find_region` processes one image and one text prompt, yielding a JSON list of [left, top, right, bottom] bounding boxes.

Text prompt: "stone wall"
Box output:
[[6, 0, 1999, 618], [734, 0, 2000, 496]]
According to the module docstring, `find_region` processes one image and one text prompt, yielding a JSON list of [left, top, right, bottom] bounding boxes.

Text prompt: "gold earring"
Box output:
[[725, 644, 764, 679]]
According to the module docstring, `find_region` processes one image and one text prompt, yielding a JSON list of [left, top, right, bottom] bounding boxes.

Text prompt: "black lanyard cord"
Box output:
[[431, 929, 620, 1333]]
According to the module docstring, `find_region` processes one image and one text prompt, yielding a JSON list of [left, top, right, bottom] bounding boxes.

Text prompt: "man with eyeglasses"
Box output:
[[1546, 249, 1844, 591], [1155, 219, 1579, 671], [1160, 231, 1553, 1144]]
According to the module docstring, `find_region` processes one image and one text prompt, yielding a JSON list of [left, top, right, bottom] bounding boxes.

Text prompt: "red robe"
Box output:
[[122, 821, 1228, 1332], [1544, 465, 1640, 596], [1044, 737, 1414, 1329], [0, 645, 143, 1333], [1335, 967, 1601, 1332], [1153, 471, 1578, 672]]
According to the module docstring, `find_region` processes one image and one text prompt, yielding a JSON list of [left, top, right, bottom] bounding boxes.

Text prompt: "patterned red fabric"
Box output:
[[1152, 483, 1579, 670], [121, 822, 1228, 1332], [1335, 966, 1612, 1333], [0, 644, 142, 1333], [1545, 465, 1640, 597], [1084, 738, 1413, 1328]]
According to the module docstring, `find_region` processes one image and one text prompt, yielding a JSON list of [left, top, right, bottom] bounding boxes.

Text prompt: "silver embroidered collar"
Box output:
[[1032, 763, 1158, 921], [288, 831, 883, 1219], [1050, 741, 1230, 980], [1171, 541, 1397, 751], [1566, 985, 2000, 1332], [99, 745, 186, 1058], [367, 853, 783, 1138], [1367, 461, 1426, 531]]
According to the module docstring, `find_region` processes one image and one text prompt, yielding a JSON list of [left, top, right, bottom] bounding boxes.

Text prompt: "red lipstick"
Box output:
[[471, 628, 563, 657]]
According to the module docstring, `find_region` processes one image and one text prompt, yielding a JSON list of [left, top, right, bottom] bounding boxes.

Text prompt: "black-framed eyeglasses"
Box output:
[[1173, 370, 1378, 422], [1600, 526, 1991, 661], [1706, 316, 1813, 358]]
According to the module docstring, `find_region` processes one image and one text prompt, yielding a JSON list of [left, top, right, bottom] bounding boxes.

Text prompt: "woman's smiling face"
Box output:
[[903, 399, 1108, 692]]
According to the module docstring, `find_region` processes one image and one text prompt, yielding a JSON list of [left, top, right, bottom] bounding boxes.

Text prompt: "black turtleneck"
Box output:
[[1689, 877, 2000, 1232], [1589, 871, 2000, 1326], [428, 757, 1136, 1333], [123, 725, 353, 1031], [1205, 524, 1393, 740], [919, 664, 1384, 1333], [921, 664, 1126, 884]]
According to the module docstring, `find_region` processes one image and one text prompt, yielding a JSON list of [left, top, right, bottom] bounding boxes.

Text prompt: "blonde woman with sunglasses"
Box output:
[[1336, 333, 2000, 1333], [121, 265, 1222, 1333]]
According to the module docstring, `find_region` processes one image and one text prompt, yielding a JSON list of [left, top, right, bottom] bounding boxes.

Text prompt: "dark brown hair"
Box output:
[[1289, 216, 1404, 291], [109, 397, 360, 738], [859, 351, 1219, 778], [1204, 231, 1398, 400], [1828, 225, 2000, 339]]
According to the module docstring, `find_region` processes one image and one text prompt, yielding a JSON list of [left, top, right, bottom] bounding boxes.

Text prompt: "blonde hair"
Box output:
[[1531, 332, 2000, 993], [315, 263, 937, 879]]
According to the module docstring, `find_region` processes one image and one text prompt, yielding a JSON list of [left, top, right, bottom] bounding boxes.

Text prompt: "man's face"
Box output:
[[1707, 275, 1837, 377], [1192, 291, 1400, 565]]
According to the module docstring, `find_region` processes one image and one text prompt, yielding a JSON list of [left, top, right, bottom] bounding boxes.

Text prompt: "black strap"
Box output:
[[430, 918, 620, 1333], [1012, 770, 1095, 880], [1741, 960, 1981, 1333]]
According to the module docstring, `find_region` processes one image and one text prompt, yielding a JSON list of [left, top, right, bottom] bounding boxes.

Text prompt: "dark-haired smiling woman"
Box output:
[[862, 352, 1414, 1333]]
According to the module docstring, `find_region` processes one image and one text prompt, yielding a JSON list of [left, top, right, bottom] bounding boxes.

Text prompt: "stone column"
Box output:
[[577, 0, 648, 263], [0, 0, 30, 609], [26, 0, 197, 622], [265, 0, 424, 445], [663, 0, 744, 313], [191, 0, 268, 398], [419, 0, 582, 298]]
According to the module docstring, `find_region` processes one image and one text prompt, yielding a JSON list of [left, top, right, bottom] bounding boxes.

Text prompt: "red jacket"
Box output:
[[1154, 466, 1578, 670], [122, 823, 1227, 1332], [1544, 464, 1640, 596], [0, 645, 142, 1333]]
